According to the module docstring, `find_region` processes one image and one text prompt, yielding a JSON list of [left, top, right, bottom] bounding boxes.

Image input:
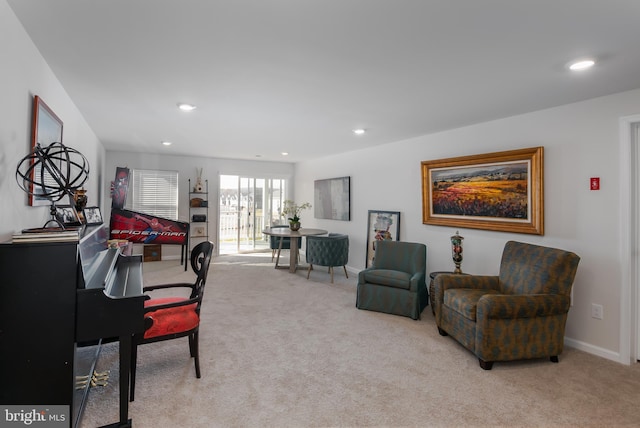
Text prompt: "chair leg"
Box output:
[[343, 265, 348, 279], [479, 359, 494, 370], [329, 266, 334, 283], [192, 331, 201, 378], [275, 240, 283, 266], [271, 249, 276, 262], [550, 356, 559, 363], [307, 264, 313, 279], [129, 341, 138, 402], [437, 326, 448, 336]]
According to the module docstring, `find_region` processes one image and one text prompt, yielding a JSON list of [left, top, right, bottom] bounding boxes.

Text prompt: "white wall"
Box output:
[[295, 89, 640, 362], [0, 0, 104, 243], [105, 151, 294, 258]]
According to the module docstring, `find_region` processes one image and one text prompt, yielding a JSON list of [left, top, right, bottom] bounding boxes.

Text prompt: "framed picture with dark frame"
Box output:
[[366, 210, 401, 268], [30, 96, 64, 206], [83, 206, 103, 225], [421, 146, 544, 235], [55, 205, 82, 227]]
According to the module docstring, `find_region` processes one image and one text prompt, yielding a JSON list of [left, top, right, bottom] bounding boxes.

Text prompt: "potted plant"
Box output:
[[281, 200, 311, 231]]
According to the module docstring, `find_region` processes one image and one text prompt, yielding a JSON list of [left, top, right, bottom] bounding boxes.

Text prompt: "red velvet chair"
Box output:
[[129, 240, 214, 401]]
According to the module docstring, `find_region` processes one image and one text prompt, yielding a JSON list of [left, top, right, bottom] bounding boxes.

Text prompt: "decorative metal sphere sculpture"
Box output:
[[16, 141, 89, 228]]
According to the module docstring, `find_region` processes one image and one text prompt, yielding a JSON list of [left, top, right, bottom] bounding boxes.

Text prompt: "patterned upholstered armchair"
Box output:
[[267, 225, 301, 262], [305, 233, 349, 283], [433, 240, 580, 370], [356, 240, 427, 320]]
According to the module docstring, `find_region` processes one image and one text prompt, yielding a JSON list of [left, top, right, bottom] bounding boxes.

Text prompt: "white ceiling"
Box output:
[[8, 0, 640, 163]]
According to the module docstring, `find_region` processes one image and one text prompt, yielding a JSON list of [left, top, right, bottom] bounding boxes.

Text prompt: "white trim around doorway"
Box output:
[[619, 113, 640, 365]]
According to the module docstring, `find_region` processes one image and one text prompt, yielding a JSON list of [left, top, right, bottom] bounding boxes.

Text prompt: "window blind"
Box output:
[[125, 169, 179, 220]]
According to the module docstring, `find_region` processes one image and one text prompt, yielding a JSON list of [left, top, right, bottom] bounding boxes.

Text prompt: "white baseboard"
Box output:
[[564, 337, 628, 365], [345, 265, 359, 275]]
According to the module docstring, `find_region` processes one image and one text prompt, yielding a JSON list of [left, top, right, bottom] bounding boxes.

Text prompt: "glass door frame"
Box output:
[[219, 174, 288, 254]]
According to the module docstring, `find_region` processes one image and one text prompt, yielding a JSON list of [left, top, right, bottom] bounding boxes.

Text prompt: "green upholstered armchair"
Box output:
[[356, 240, 427, 320], [267, 225, 301, 262], [433, 240, 580, 370], [305, 233, 349, 283]]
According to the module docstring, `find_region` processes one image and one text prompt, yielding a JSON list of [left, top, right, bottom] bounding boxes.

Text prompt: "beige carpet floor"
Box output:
[[80, 253, 640, 428]]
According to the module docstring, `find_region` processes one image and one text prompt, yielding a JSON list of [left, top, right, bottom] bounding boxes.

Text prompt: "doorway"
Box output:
[[219, 175, 288, 254], [622, 115, 640, 363], [634, 121, 640, 360]]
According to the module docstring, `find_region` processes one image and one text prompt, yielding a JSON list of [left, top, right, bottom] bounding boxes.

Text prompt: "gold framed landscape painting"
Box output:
[[421, 147, 544, 235]]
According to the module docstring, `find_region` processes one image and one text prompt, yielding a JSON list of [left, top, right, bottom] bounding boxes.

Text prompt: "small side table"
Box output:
[[429, 271, 468, 316]]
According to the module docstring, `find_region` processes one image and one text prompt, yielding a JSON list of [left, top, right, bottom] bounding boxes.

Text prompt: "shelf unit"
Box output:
[[188, 178, 209, 252]]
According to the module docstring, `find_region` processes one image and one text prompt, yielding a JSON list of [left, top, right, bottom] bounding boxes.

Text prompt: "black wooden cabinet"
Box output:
[[0, 241, 80, 421], [0, 224, 144, 428]]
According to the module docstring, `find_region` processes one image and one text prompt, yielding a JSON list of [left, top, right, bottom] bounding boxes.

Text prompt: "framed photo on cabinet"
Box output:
[[83, 206, 103, 225], [55, 205, 82, 227]]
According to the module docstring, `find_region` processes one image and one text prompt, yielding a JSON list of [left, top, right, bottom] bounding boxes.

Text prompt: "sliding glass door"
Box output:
[[219, 175, 287, 254]]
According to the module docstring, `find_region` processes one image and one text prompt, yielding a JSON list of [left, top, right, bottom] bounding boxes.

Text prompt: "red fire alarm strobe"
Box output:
[[590, 177, 600, 190]]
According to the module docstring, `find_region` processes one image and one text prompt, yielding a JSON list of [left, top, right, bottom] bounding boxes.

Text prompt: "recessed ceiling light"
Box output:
[[281, 152, 289, 156], [161, 141, 172, 146], [568, 59, 595, 71], [353, 128, 366, 135], [177, 103, 197, 111]]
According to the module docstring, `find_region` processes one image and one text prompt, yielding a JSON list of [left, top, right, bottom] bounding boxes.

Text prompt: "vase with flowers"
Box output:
[[281, 200, 311, 231]]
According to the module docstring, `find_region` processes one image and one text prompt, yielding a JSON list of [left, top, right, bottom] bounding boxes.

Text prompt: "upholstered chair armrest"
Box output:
[[434, 274, 499, 305], [409, 272, 426, 292], [436, 274, 500, 291], [358, 267, 375, 284], [433, 275, 499, 323], [476, 294, 571, 320]]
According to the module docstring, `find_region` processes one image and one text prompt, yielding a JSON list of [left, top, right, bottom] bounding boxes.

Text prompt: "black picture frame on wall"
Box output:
[[365, 210, 400, 268], [313, 176, 350, 221]]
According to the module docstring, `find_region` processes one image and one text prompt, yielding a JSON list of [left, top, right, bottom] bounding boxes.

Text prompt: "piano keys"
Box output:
[[0, 225, 144, 428]]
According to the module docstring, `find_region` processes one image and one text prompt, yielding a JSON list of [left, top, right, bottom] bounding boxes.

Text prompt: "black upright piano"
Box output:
[[0, 225, 145, 427]]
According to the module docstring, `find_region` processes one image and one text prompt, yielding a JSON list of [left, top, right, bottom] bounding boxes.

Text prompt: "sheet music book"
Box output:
[[12, 228, 81, 243]]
